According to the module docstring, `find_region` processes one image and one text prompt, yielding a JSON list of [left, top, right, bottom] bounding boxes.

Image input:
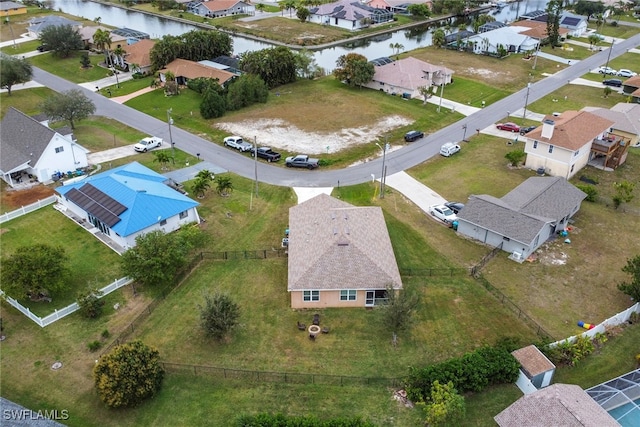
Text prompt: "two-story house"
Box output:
[[522, 111, 614, 179]]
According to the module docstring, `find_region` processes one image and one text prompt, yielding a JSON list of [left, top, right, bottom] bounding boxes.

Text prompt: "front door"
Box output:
[[365, 291, 375, 307]]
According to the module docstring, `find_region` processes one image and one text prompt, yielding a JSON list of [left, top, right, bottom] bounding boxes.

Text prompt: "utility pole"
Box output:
[[522, 80, 532, 122], [462, 124, 468, 142], [532, 41, 541, 70], [254, 136, 259, 197], [603, 38, 615, 80], [167, 108, 174, 158], [376, 139, 388, 199], [437, 74, 447, 113]]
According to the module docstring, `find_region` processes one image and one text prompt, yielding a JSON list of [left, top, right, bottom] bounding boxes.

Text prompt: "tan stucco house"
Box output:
[[287, 194, 402, 309]]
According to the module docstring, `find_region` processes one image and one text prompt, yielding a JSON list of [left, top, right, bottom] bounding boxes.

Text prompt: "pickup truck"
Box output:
[[251, 147, 281, 162], [134, 136, 163, 152], [223, 136, 253, 152], [285, 155, 319, 169]]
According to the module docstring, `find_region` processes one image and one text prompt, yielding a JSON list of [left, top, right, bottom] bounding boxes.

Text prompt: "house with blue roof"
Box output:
[[55, 162, 200, 251]]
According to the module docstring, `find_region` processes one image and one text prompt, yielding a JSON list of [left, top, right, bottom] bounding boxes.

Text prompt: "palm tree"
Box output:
[[432, 28, 446, 48], [216, 176, 234, 197], [196, 169, 215, 182], [389, 42, 404, 59], [588, 34, 601, 50], [112, 45, 126, 69], [92, 29, 113, 68], [153, 150, 172, 170], [191, 177, 211, 199], [256, 3, 265, 12]]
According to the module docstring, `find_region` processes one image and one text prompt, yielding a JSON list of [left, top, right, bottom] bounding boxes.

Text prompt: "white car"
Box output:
[[617, 69, 637, 78], [440, 142, 461, 157], [429, 204, 457, 224], [223, 136, 253, 152], [597, 66, 617, 75], [134, 136, 163, 152]]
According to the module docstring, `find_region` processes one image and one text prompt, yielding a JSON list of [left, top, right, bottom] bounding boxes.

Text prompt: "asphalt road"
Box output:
[[32, 31, 640, 188]]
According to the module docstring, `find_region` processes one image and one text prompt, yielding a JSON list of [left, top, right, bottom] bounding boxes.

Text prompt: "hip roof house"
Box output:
[[55, 162, 200, 252], [288, 194, 401, 309], [456, 177, 587, 262]]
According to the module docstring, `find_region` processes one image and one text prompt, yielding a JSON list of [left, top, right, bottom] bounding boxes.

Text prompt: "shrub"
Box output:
[[505, 149, 526, 167], [576, 184, 598, 202], [87, 340, 102, 352], [77, 288, 105, 318], [234, 414, 375, 426], [101, 329, 110, 339]]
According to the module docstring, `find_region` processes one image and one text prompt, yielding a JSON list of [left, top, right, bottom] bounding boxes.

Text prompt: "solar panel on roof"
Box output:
[[65, 183, 126, 227], [562, 17, 580, 26]]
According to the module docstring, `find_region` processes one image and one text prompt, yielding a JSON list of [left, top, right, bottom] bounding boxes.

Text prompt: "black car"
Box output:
[[603, 79, 623, 87], [444, 202, 465, 214], [519, 125, 537, 135], [36, 45, 50, 52], [404, 130, 424, 142]]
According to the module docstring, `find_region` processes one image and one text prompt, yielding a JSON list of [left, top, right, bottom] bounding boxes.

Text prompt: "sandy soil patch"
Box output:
[[217, 115, 412, 154]]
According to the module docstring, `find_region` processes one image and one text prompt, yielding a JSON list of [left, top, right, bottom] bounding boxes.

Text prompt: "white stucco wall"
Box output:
[[32, 135, 88, 183]]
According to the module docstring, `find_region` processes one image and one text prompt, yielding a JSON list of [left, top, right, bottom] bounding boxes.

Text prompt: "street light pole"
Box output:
[[167, 108, 174, 158], [254, 136, 259, 197], [375, 139, 388, 199]]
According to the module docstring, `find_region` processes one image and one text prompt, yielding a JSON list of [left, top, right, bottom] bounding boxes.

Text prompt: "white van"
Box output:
[[440, 142, 461, 157]]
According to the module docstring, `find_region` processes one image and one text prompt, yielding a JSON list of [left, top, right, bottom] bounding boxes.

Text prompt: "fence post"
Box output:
[[194, 365, 196, 375]]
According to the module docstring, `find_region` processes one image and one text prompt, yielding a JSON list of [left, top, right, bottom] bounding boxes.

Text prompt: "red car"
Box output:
[[496, 122, 521, 133]]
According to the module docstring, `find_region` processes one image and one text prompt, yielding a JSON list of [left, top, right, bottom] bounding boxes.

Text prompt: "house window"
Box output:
[[533, 141, 538, 149], [160, 219, 167, 226], [55, 146, 64, 153], [548, 145, 554, 154], [179, 210, 188, 219], [574, 149, 579, 156], [303, 290, 319, 302], [340, 290, 356, 301], [570, 164, 575, 173]]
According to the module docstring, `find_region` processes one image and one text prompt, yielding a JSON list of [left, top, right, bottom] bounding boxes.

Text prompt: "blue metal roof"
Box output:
[[57, 162, 199, 237]]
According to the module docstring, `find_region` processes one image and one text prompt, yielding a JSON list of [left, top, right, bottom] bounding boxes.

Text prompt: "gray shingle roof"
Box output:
[[0, 107, 56, 173], [502, 177, 587, 220], [494, 383, 619, 426], [288, 194, 402, 291]]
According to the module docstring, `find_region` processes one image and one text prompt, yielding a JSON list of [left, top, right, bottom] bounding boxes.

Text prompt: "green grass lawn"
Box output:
[[29, 51, 113, 84], [0, 207, 122, 316]]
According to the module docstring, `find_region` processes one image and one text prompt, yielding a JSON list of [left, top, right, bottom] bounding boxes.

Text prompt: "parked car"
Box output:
[[617, 69, 637, 78], [36, 45, 50, 52], [429, 204, 457, 224], [223, 136, 253, 152], [440, 142, 461, 157], [520, 125, 537, 135], [444, 202, 465, 214], [404, 130, 424, 142], [134, 136, 163, 152], [252, 147, 281, 162], [496, 122, 520, 133], [603, 79, 623, 87], [285, 155, 319, 169], [597, 66, 617, 75]]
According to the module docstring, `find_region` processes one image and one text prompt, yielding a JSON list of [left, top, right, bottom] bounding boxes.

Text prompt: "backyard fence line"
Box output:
[[399, 267, 469, 277], [470, 242, 503, 277], [159, 361, 401, 388], [0, 195, 57, 224], [199, 249, 288, 261], [548, 302, 640, 348], [0, 277, 132, 328]]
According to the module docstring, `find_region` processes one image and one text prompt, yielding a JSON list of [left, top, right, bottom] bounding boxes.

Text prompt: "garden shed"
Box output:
[[512, 345, 555, 393]]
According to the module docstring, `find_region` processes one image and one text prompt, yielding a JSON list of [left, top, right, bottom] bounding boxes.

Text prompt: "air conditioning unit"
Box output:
[[512, 251, 522, 261]]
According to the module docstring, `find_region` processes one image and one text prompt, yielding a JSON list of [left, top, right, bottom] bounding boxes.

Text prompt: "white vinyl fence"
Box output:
[[0, 277, 133, 327], [0, 195, 58, 224]]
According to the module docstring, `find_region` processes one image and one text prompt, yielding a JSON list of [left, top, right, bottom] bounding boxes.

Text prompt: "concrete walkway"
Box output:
[[163, 161, 228, 183]]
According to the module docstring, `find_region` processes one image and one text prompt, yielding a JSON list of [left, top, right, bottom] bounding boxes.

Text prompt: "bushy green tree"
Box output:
[[618, 255, 640, 302], [40, 89, 96, 129], [505, 149, 526, 166], [39, 24, 83, 58], [0, 56, 32, 96], [226, 74, 269, 111], [1, 244, 70, 299], [296, 6, 310, 22], [79, 52, 91, 68], [93, 341, 164, 408], [199, 293, 240, 341], [150, 30, 232, 71], [200, 87, 226, 119], [380, 284, 420, 345], [407, 3, 430, 16], [77, 288, 105, 319], [574, 0, 605, 20], [576, 184, 598, 202], [418, 381, 465, 427], [432, 28, 446, 48], [293, 48, 319, 79], [612, 180, 635, 209], [239, 46, 297, 89], [333, 53, 374, 88], [546, 0, 563, 48]]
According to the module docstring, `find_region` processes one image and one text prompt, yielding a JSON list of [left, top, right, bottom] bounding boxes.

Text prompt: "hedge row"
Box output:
[[404, 346, 520, 402], [235, 414, 375, 427]]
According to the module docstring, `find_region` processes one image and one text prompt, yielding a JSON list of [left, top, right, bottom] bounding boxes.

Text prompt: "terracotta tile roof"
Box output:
[[510, 20, 569, 39], [512, 345, 555, 378], [623, 74, 640, 88], [123, 39, 155, 68], [525, 110, 614, 150], [372, 57, 453, 90], [287, 194, 402, 291], [494, 383, 618, 426], [201, 0, 244, 12], [77, 26, 127, 44], [161, 58, 235, 85]]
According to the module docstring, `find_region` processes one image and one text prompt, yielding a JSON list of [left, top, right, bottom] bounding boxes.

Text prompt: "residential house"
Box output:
[[192, 0, 254, 17], [622, 75, 640, 103], [28, 15, 80, 38], [0, 1, 26, 17], [201, 55, 242, 75], [55, 162, 200, 251], [495, 384, 618, 426], [527, 11, 588, 37], [122, 39, 156, 75], [159, 58, 236, 87], [511, 345, 555, 394], [287, 194, 402, 309], [110, 27, 150, 45], [366, 0, 431, 13], [582, 105, 637, 169], [509, 20, 569, 43], [523, 111, 614, 178], [456, 176, 587, 261], [309, 0, 393, 31], [466, 26, 537, 55], [77, 26, 127, 51], [0, 108, 89, 187], [611, 103, 640, 146], [362, 57, 453, 98]]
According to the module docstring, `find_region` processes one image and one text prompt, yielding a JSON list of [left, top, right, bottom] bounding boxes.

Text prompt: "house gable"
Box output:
[[367, 57, 453, 95], [0, 108, 56, 174], [161, 58, 235, 85]]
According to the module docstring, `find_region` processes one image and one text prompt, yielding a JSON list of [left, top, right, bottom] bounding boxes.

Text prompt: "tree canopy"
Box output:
[[0, 56, 32, 96], [39, 24, 83, 58], [226, 74, 269, 111], [333, 53, 375, 88], [40, 89, 95, 129], [239, 46, 297, 89], [1, 244, 70, 299], [199, 293, 241, 341], [546, 0, 563, 48], [150, 30, 232, 71], [573, 0, 606, 20], [93, 341, 164, 408], [618, 255, 640, 302]]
